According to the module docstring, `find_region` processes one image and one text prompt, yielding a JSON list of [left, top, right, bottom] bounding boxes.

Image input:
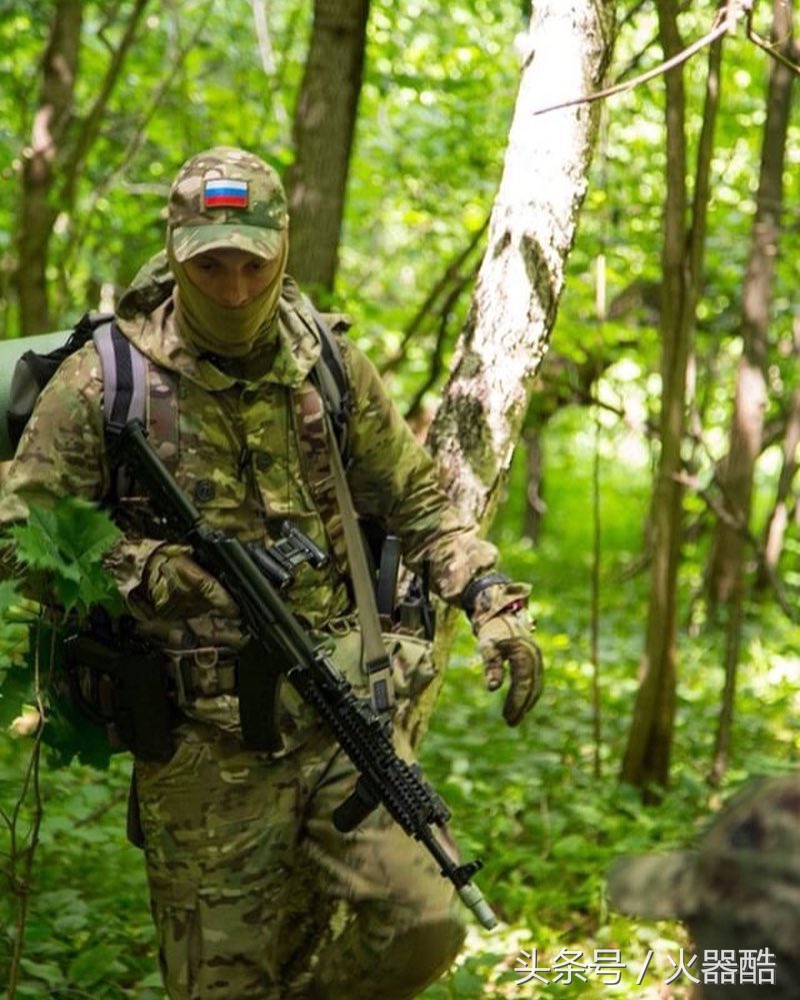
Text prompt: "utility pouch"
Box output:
[[369, 529, 437, 641], [64, 632, 174, 763], [395, 576, 437, 641]]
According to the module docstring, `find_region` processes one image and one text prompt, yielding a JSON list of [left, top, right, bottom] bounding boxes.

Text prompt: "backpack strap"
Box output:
[[304, 299, 351, 462], [93, 320, 180, 493], [291, 304, 353, 569], [93, 320, 148, 434], [293, 382, 347, 568]]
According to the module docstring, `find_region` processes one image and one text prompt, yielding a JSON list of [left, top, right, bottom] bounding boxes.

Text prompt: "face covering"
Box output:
[[167, 235, 288, 358]]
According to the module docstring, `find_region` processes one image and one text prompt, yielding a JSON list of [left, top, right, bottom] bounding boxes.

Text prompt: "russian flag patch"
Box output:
[[204, 178, 249, 208]]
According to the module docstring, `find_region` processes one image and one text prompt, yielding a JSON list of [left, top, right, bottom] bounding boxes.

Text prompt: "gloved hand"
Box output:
[[464, 575, 544, 726], [142, 544, 239, 619]]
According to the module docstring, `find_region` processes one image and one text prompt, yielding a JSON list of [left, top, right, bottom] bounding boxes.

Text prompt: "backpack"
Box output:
[[3, 307, 351, 463]]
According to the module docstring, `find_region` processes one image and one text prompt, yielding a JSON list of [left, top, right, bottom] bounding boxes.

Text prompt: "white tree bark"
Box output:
[[428, 0, 616, 527]]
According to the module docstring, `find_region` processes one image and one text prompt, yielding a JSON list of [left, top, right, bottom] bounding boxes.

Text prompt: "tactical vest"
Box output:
[[93, 310, 353, 570]]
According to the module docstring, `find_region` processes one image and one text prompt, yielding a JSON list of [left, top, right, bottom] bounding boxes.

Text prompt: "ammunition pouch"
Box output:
[[63, 631, 175, 762], [322, 627, 438, 733], [162, 644, 282, 754]]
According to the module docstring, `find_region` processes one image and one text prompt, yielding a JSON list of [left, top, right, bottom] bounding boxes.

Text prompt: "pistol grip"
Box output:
[[238, 639, 284, 753]]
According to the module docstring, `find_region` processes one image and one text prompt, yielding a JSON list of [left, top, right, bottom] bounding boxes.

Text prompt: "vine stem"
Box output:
[[6, 624, 48, 1000]]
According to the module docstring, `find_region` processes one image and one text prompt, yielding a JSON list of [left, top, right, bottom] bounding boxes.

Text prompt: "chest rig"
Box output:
[[93, 309, 351, 562]]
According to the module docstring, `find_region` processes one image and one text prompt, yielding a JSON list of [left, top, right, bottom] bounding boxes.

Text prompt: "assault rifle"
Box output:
[[115, 419, 497, 930]]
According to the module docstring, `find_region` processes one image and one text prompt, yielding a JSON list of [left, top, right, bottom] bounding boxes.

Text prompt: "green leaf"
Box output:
[[68, 943, 123, 987], [0, 578, 22, 615], [19, 957, 66, 986], [0, 661, 35, 730], [39, 691, 116, 771], [9, 506, 63, 572], [135, 972, 166, 989], [8, 497, 122, 616]]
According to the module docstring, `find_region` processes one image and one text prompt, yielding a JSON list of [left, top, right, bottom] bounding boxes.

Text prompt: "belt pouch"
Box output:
[[67, 634, 174, 762], [118, 648, 174, 762]]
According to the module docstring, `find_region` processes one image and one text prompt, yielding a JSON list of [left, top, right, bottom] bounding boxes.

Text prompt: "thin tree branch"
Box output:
[[250, 0, 289, 126], [73, 787, 128, 828], [62, 10, 208, 273], [675, 470, 797, 621], [747, 30, 800, 71], [59, 0, 150, 202], [532, 1, 748, 116], [620, 0, 651, 31], [6, 628, 46, 1000], [251, 0, 276, 73], [746, 4, 800, 74], [687, 4, 725, 291], [381, 217, 488, 376], [403, 263, 479, 420]]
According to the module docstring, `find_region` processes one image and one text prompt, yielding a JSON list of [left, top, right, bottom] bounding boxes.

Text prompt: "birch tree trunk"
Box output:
[[427, 0, 616, 528]]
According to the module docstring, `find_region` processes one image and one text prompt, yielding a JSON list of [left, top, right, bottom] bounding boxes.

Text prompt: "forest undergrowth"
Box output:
[[1, 419, 798, 999]]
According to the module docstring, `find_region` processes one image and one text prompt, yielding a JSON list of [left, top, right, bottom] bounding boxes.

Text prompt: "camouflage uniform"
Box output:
[[0, 148, 499, 998], [608, 772, 800, 997]]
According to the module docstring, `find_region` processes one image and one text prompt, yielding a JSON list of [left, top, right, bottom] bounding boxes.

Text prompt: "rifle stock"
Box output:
[[115, 419, 497, 930]]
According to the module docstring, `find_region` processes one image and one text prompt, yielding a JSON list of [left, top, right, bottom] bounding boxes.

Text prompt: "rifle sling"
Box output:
[[324, 418, 395, 714]]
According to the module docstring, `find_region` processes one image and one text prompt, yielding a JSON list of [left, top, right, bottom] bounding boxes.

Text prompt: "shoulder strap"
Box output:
[[304, 298, 351, 460], [92, 320, 180, 468], [93, 320, 148, 433], [92, 319, 180, 500], [93, 320, 149, 499], [291, 304, 394, 713]]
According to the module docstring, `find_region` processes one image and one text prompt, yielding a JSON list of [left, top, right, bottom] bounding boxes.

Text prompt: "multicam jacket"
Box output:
[[0, 277, 496, 691]]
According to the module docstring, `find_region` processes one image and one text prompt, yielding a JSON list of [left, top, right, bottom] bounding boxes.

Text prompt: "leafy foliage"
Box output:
[[0, 579, 24, 676], [0, 497, 124, 764], [0, 496, 130, 996], [8, 498, 122, 619]]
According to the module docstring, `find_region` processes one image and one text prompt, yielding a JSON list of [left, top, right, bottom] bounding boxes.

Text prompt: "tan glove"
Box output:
[[465, 576, 544, 726], [142, 544, 239, 619]]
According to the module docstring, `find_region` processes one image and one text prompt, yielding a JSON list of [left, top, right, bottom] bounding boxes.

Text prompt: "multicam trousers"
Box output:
[[134, 715, 465, 1000]]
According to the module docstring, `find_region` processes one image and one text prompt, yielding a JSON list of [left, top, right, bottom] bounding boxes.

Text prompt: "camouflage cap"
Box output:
[[167, 147, 288, 263], [608, 772, 800, 953]]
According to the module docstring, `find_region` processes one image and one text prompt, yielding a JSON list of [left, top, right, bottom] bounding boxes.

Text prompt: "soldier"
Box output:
[[0, 147, 543, 999], [608, 771, 800, 997]]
